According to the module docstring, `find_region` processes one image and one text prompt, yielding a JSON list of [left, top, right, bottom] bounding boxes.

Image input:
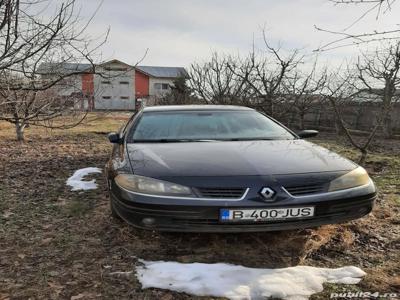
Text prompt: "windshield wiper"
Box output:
[[133, 139, 218, 143], [133, 137, 291, 143], [223, 137, 280, 141]]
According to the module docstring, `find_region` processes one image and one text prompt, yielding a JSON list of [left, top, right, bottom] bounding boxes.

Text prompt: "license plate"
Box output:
[[219, 207, 315, 222]]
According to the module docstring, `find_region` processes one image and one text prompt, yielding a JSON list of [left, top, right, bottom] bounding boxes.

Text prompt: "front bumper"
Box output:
[[109, 182, 376, 232]]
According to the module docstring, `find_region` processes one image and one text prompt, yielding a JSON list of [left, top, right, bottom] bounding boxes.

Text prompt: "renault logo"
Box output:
[[260, 187, 275, 201]]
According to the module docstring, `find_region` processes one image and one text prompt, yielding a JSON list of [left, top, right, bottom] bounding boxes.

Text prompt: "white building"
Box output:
[[38, 59, 189, 110]]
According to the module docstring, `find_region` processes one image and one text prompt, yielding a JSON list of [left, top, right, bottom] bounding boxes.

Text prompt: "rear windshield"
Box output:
[[129, 110, 295, 142]]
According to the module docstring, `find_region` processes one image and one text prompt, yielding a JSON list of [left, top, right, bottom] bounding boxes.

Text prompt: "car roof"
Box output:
[[142, 105, 254, 112]]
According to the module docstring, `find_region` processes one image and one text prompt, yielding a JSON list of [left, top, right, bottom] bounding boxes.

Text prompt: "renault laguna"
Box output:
[[105, 105, 376, 232]]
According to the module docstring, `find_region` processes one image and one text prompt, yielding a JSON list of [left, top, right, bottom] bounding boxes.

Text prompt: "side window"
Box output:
[[154, 83, 162, 90]]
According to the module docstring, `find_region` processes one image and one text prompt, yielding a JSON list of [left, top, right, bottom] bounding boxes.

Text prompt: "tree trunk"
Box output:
[[15, 122, 25, 141], [299, 112, 305, 130], [358, 149, 368, 165], [383, 115, 393, 138], [335, 117, 344, 136], [288, 111, 296, 128], [263, 96, 273, 116]]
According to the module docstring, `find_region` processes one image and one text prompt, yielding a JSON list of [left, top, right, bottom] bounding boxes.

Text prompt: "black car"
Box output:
[[105, 105, 376, 232]]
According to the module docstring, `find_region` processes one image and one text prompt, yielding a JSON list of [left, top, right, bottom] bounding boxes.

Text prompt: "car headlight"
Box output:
[[328, 167, 370, 192], [115, 174, 193, 196]]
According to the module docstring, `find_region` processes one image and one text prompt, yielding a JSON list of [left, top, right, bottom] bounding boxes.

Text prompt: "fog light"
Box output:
[[142, 218, 155, 226]]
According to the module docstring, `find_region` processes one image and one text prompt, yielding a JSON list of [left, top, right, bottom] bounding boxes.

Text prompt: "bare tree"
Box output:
[[324, 70, 356, 127], [324, 43, 400, 163], [227, 32, 303, 119], [0, 71, 89, 140], [322, 71, 372, 162], [283, 59, 327, 129], [189, 53, 252, 105], [316, 0, 399, 51], [0, 0, 108, 141], [356, 42, 400, 137], [189, 33, 305, 125]]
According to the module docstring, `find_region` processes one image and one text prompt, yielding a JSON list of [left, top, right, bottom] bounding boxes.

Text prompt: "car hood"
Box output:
[[126, 140, 356, 178]]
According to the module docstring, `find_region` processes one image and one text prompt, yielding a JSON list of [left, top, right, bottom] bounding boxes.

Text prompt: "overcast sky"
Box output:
[[79, 0, 399, 68]]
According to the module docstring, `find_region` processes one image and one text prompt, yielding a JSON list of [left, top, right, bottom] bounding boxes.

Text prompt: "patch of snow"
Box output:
[[136, 260, 365, 300], [66, 167, 102, 191]]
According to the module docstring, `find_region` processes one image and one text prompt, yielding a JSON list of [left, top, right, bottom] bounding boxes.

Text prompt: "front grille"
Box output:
[[195, 187, 246, 199], [171, 196, 374, 227], [284, 184, 326, 196]]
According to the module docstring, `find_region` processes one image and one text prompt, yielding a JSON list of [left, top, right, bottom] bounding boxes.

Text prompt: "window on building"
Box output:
[[102, 96, 111, 99], [120, 96, 129, 99], [101, 81, 111, 84], [120, 81, 129, 85], [104, 67, 127, 71], [154, 83, 170, 90]]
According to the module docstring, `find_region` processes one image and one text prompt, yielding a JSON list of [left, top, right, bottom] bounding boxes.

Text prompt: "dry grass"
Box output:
[[0, 112, 399, 299], [0, 112, 130, 139]]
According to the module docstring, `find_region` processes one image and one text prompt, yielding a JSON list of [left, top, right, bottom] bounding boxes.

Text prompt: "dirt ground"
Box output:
[[0, 113, 399, 300]]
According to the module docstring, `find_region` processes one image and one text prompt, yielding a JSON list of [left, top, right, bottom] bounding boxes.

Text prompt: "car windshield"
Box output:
[[129, 110, 295, 142]]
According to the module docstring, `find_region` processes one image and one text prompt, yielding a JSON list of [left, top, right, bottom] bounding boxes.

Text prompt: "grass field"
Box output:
[[0, 112, 399, 299]]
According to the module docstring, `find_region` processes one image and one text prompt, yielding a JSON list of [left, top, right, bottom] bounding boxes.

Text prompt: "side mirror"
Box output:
[[108, 132, 122, 144], [297, 130, 319, 139]]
